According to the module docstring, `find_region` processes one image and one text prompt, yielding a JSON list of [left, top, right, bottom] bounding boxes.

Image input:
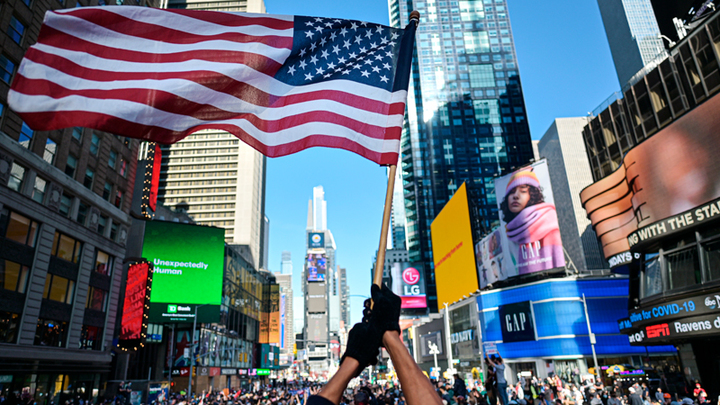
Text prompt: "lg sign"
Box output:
[[402, 267, 421, 295]]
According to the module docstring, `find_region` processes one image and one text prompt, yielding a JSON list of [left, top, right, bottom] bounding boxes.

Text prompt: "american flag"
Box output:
[[8, 7, 416, 165]]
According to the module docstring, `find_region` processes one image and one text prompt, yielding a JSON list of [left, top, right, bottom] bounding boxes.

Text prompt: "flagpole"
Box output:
[[371, 10, 419, 288], [373, 164, 397, 287]]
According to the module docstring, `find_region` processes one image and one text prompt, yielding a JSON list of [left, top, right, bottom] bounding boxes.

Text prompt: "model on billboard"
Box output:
[[499, 168, 563, 274], [477, 229, 505, 288]]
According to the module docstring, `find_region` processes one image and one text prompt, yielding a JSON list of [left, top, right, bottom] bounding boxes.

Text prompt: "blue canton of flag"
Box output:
[[275, 16, 404, 91]]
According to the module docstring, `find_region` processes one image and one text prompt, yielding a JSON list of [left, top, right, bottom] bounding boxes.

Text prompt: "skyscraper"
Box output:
[[597, 0, 665, 86], [281, 251, 293, 274], [158, 0, 268, 271], [538, 118, 607, 272], [274, 273, 295, 365], [389, 0, 534, 311]]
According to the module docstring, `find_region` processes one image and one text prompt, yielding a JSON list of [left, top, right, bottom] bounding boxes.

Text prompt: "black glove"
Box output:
[[340, 322, 379, 374], [369, 283, 401, 335]]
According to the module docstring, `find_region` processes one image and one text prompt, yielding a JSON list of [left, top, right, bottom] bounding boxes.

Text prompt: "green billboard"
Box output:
[[142, 221, 224, 323]]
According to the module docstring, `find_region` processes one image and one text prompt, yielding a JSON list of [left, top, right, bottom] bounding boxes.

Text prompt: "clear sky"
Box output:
[[262, 0, 622, 329]]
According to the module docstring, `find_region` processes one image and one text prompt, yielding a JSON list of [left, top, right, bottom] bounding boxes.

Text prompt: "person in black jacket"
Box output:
[[454, 374, 469, 399]]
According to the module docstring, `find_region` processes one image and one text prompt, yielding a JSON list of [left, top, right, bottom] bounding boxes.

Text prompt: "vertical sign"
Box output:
[[269, 284, 280, 344], [149, 143, 162, 212], [280, 293, 286, 350], [120, 262, 152, 340]]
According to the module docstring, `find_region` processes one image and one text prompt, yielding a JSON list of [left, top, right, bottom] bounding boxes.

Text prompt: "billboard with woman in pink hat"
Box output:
[[494, 159, 565, 277]]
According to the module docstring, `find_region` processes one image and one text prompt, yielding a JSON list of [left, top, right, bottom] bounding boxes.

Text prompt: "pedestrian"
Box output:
[[486, 356, 508, 405]]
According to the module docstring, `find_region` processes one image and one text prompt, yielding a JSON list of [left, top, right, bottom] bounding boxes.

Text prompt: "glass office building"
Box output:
[[390, 0, 534, 311]]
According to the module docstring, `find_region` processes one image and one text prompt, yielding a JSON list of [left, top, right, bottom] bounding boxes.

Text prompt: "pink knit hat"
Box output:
[[505, 169, 540, 197]]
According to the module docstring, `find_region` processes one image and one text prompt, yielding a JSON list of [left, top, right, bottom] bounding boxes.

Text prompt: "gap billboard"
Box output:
[[493, 159, 565, 278], [143, 221, 224, 323]]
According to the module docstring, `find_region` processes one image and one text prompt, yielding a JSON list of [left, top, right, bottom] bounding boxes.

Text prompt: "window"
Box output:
[[72, 127, 83, 142], [108, 150, 117, 168], [7, 16, 25, 45], [98, 215, 108, 235], [85, 286, 107, 311], [42, 274, 75, 304], [65, 155, 78, 178], [103, 182, 112, 201], [7, 163, 25, 192], [32, 176, 47, 204], [77, 202, 89, 226], [119, 158, 127, 177], [1, 210, 38, 247], [667, 247, 700, 290], [94, 250, 112, 275], [0, 311, 20, 344], [79, 325, 103, 350], [1, 260, 29, 293], [642, 254, 662, 298], [114, 190, 123, 208], [43, 139, 57, 164], [110, 221, 118, 240], [0, 55, 15, 84], [19, 122, 33, 148], [34, 319, 68, 347], [59, 194, 72, 218], [84, 167, 94, 189], [469, 64, 495, 87], [52, 232, 82, 263], [90, 133, 100, 155]]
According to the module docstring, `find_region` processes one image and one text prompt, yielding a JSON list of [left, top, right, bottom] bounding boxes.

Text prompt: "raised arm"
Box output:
[[383, 331, 442, 405]]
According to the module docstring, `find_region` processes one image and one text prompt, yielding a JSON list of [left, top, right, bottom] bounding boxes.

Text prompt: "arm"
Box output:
[[314, 358, 361, 405], [383, 331, 442, 405]]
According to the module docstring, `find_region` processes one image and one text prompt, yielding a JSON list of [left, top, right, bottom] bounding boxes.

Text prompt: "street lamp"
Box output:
[[582, 294, 600, 383], [443, 302, 455, 375]]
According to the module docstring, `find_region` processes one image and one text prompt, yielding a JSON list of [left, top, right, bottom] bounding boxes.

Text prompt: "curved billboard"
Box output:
[[580, 92, 720, 262]]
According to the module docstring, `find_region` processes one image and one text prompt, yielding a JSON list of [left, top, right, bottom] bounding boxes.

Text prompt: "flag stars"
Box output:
[[288, 65, 296, 75], [324, 21, 333, 28], [354, 35, 363, 44], [310, 55, 319, 65], [372, 65, 381, 73], [305, 73, 313, 81], [305, 21, 315, 27], [310, 42, 318, 51], [299, 48, 307, 57], [299, 60, 308, 69], [330, 32, 337, 41], [361, 70, 370, 77], [374, 54, 384, 61], [314, 25, 324, 32], [365, 30, 373, 39], [382, 62, 391, 70], [343, 40, 352, 49], [332, 45, 341, 55], [359, 46, 367, 54], [305, 31, 315, 39], [380, 36, 389, 45], [340, 27, 348, 37], [321, 49, 330, 59], [350, 22, 358, 30], [391, 32, 399, 40], [315, 17, 323, 22], [320, 37, 327, 46], [338, 56, 347, 65], [380, 75, 389, 83], [375, 25, 384, 34], [316, 66, 325, 75], [327, 61, 336, 70]]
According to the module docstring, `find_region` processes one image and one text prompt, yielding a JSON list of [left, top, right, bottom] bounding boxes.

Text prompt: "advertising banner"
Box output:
[[307, 313, 327, 343], [148, 143, 162, 212], [120, 262, 151, 340], [280, 293, 286, 350], [307, 282, 326, 313], [269, 284, 280, 344], [494, 160, 565, 276], [581, 92, 720, 261], [431, 183, 479, 306], [476, 229, 505, 289], [389, 262, 427, 310], [143, 221, 224, 323], [306, 253, 327, 282], [308, 232, 325, 249]]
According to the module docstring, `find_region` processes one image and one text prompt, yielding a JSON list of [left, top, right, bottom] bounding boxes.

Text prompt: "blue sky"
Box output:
[[262, 0, 621, 328]]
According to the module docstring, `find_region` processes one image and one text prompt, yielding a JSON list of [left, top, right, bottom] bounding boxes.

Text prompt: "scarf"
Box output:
[[505, 203, 559, 244]]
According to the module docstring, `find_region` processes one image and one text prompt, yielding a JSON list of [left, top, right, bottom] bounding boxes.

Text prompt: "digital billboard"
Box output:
[[307, 282, 326, 313], [306, 253, 326, 282], [389, 262, 427, 310], [120, 261, 152, 340], [308, 232, 324, 249], [269, 284, 280, 344], [307, 313, 327, 343], [431, 183, 479, 306], [143, 221, 224, 323], [580, 92, 720, 263], [476, 229, 505, 289], [494, 159, 565, 276]]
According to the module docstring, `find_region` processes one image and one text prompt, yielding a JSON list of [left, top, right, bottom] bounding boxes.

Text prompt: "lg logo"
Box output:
[[402, 267, 420, 285]]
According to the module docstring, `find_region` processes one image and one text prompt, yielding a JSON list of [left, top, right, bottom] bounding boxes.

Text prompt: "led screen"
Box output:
[[306, 253, 326, 282], [120, 261, 150, 340], [143, 221, 224, 323], [493, 159, 565, 277], [389, 262, 427, 310]]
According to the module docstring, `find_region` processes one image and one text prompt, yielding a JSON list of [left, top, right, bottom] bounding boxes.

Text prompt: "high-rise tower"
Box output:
[[389, 0, 534, 311], [158, 0, 268, 271], [597, 0, 665, 86]]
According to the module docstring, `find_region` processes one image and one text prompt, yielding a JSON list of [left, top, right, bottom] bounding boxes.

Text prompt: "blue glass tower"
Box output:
[[389, 0, 534, 312]]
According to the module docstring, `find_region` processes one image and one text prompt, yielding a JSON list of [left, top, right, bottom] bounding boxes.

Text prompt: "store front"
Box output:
[[476, 277, 677, 385]]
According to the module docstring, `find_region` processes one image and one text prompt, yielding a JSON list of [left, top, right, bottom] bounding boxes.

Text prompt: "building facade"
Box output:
[[580, 12, 720, 394], [274, 273, 294, 366], [158, 0, 268, 271], [389, 0, 535, 312], [597, 0, 665, 86], [538, 117, 607, 272]]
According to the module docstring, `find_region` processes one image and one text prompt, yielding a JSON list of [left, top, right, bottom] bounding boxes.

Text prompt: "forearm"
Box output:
[[316, 358, 359, 405], [383, 331, 442, 405]]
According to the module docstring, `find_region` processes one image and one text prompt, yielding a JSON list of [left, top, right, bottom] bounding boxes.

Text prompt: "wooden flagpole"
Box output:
[[373, 164, 397, 287]]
